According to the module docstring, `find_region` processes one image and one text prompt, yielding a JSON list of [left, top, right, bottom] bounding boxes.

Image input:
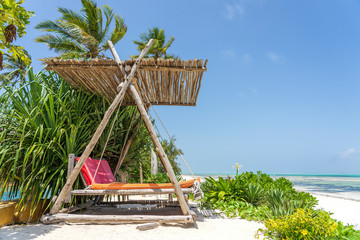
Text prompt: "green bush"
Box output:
[[243, 183, 263, 206], [263, 208, 338, 239], [201, 176, 243, 205], [331, 221, 360, 240]]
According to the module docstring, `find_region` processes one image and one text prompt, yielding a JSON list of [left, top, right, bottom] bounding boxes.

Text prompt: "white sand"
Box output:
[[314, 193, 360, 229], [0, 218, 264, 240]]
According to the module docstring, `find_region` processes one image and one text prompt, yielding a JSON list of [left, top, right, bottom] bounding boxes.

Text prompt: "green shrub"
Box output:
[[263, 208, 338, 239], [331, 221, 360, 240], [243, 183, 263, 206], [201, 176, 243, 205]]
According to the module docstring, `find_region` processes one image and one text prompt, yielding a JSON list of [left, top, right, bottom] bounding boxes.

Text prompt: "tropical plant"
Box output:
[[243, 183, 263, 206], [201, 176, 243, 205], [331, 221, 360, 239], [133, 27, 177, 60], [0, 69, 151, 213], [35, 0, 127, 59], [0, 0, 33, 68], [263, 209, 338, 239], [0, 50, 31, 87], [159, 137, 183, 175]]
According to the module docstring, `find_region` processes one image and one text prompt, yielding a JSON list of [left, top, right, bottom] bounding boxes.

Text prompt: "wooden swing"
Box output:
[[41, 39, 207, 224]]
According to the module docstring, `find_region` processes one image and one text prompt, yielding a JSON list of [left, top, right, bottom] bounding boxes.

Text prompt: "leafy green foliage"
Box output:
[[132, 27, 177, 60], [0, 0, 33, 69], [331, 221, 360, 240], [201, 176, 243, 205], [0, 49, 31, 87], [35, 0, 127, 58], [243, 183, 263, 206], [263, 208, 338, 239], [0, 69, 151, 211], [201, 171, 318, 220]]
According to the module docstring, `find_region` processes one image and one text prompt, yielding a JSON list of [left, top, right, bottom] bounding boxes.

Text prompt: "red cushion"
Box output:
[[76, 157, 115, 186]]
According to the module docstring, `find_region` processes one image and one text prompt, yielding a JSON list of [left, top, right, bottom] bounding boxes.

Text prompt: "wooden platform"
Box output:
[[42, 200, 197, 224], [44, 58, 207, 106]]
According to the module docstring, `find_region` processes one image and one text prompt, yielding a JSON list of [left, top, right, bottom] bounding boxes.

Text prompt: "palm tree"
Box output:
[[0, 50, 31, 88], [133, 27, 178, 60], [35, 0, 127, 58]]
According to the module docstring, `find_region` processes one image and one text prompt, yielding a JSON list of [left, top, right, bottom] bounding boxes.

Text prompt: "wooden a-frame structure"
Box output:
[[41, 40, 208, 224]]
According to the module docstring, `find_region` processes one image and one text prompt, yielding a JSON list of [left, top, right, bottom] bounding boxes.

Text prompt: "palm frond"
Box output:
[[35, 34, 85, 53]]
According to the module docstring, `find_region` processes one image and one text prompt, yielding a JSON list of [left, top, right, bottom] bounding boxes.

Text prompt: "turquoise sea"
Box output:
[[3, 174, 360, 201]]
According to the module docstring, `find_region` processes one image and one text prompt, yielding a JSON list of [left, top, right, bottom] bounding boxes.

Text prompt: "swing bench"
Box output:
[[72, 156, 197, 193], [41, 39, 207, 224]]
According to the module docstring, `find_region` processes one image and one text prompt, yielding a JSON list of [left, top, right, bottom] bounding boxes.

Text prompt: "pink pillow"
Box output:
[[76, 157, 115, 185]]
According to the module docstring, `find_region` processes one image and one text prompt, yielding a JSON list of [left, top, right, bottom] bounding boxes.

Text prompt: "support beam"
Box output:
[[113, 119, 141, 175], [107, 43, 191, 216], [65, 154, 75, 203], [49, 39, 154, 215], [42, 213, 194, 224], [128, 83, 191, 216]]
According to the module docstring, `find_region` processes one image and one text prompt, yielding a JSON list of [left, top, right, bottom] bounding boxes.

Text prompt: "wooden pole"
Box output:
[[49, 40, 154, 215], [139, 162, 143, 184], [65, 154, 75, 203], [42, 213, 193, 224], [128, 83, 191, 215], [113, 120, 141, 175], [151, 149, 158, 175], [108, 43, 191, 216]]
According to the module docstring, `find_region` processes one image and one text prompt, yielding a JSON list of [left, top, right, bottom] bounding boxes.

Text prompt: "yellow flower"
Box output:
[[301, 230, 308, 236]]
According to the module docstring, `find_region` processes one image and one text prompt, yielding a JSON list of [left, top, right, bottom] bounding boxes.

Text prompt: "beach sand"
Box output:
[[2, 176, 360, 239], [0, 217, 263, 240], [313, 193, 360, 229]]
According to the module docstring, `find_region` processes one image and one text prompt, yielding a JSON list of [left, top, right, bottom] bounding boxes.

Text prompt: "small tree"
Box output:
[[133, 27, 178, 60], [0, 50, 31, 87], [35, 0, 127, 59], [0, 0, 33, 70]]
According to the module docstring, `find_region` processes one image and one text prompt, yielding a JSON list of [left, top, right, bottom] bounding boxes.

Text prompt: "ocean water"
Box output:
[[271, 175, 360, 201]]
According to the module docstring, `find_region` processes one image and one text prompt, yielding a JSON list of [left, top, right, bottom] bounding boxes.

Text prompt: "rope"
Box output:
[[114, 106, 138, 174], [91, 98, 124, 185], [149, 106, 196, 178], [140, 90, 196, 179]]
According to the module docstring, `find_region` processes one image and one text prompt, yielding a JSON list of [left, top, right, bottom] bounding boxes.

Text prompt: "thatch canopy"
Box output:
[[44, 58, 207, 106]]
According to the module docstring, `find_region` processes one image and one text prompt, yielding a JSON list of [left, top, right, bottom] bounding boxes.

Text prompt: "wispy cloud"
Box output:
[[242, 53, 253, 65], [222, 4, 244, 20], [237, 88, 259, 98], [340, 148, 358, 158], [221, 49, 237, 59], [267, 51, 286, 63]]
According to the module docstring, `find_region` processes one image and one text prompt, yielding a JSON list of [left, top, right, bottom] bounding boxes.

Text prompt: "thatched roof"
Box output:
[[44, 58, 208, 106]]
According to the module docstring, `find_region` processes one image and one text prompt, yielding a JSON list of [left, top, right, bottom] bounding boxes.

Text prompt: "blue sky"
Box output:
[[9, 0, 360, 174]]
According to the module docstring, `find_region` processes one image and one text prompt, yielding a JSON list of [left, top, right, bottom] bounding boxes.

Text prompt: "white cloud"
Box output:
[[237, 91, 246, 98], [250, 88, 258, 95], [222, 4, 244, 20], [221, 49, 236, 59], [340, 148, 358, 158], [237, 88, 258, 98], [242, 53, 252, 64], [267, 51, 286, 63]]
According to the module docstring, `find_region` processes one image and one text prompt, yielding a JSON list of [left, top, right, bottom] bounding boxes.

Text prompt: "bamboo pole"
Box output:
[[128, 83, 191, 215], [113, 120, 141, 175], [49, 40, 154, 215], [65, 154, 75, 204], [107, 44, 191, 216], [42, 214, 193, 224]]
